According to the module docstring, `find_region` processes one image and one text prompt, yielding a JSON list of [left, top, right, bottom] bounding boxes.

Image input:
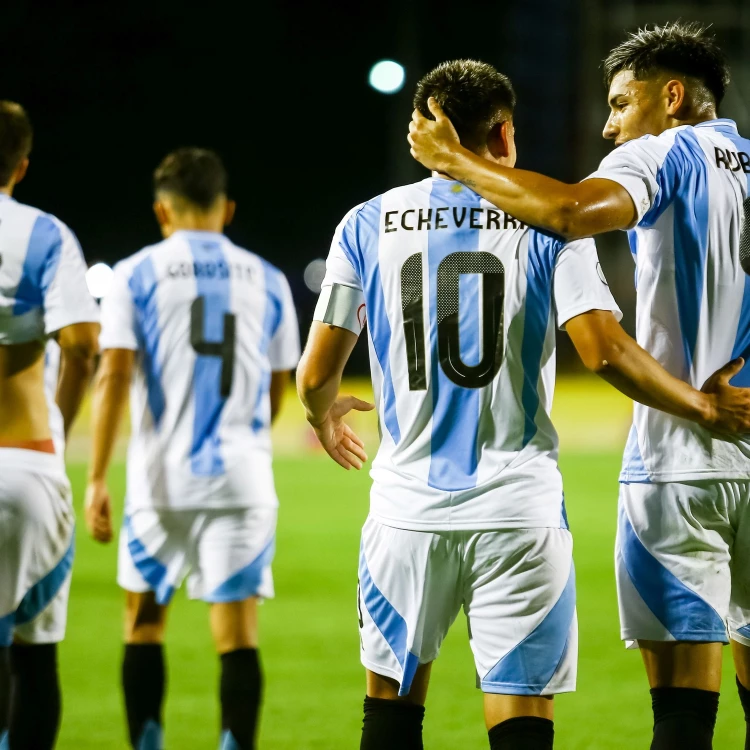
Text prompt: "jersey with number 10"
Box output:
[[315, 177, 621, 531], [100, 230, 300, 511]]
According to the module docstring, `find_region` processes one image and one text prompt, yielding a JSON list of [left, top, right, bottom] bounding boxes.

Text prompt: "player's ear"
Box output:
[[487, 121, 511, 160], [14, 158, 29, 185], [223, 199, 236, 227], [664, 79, 686, 116]]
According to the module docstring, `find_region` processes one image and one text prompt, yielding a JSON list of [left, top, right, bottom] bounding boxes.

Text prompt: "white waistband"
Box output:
[[0, 447, 66, 478]]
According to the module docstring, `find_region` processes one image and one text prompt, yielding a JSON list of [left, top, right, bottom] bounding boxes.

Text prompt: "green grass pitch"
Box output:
[[57, 453, 745, 749]]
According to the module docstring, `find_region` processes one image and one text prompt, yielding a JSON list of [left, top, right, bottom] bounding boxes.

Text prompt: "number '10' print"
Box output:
[[400, 251, 505, 391]]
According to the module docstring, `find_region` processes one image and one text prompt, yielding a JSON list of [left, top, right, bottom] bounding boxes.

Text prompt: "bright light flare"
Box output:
[[86, 262, 114, 299], [303, 258, 327, 293], [368, 60, 405, 94]]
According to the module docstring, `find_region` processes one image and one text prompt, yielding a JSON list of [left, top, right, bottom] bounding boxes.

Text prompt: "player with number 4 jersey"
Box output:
[[85, 149, 299, 750], [298, 60, 750, 750]]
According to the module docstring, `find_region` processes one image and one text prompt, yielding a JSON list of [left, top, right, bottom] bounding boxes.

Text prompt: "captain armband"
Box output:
[[313, 283, 366, 335]]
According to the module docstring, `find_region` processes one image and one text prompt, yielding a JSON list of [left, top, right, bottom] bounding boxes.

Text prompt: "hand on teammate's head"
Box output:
[[407, 97, 460, 173]]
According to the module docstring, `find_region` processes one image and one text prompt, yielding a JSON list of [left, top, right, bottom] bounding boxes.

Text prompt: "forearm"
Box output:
[[88, 369, 129, 481], [56, 350, 96, 439], [593, 336, 709, 424], [297, 374, 341, 426]]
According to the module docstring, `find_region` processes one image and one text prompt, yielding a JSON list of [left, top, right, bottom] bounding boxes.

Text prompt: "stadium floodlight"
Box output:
[[303, 258, 327, 293], [368, 60, 406, 94], [86, 262, 114, 299]]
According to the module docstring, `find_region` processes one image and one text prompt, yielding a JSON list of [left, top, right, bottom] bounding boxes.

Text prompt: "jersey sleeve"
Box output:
[[553, 238, 622, 330], [268, 272, 301, 371], [584, 136, 673, 225], [99, 261, 139, 351], [312, 208, 366, 335], [43, 223, 100, 334]]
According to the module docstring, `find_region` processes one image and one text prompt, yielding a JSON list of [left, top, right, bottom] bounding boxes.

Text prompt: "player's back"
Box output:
[[0, 194, 96, 445], [101, 230, 299, 510], [320, 177, 618, 530], [597, 120, 750, 481]]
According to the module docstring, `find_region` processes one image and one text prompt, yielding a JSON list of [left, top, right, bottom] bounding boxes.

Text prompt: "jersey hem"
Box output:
[[620, 629, 728, 643], [619, 468, 750, 484], [369, 512, 566, 532]]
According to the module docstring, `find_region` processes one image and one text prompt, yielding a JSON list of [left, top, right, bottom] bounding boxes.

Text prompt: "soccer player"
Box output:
[[297, 60, 750, 750], [84, 148, 300, 750], [0, 101, 100, 749], [408, 22, 750, 750]]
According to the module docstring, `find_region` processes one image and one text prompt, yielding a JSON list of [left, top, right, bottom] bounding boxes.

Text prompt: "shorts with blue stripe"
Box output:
[[358, 516, 577, 697], [616, 479, 750, 646]]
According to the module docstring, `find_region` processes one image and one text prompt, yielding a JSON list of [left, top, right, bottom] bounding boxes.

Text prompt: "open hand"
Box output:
[[309, 395, 375, 470], [700, 358, 750, 434], [408, 97, 461, 173], [84, 479, 114, 543]]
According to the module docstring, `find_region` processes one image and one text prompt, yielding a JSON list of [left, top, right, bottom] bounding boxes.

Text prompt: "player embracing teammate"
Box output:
[[410, 21, 750, 750], [299, 56, 750, 750]]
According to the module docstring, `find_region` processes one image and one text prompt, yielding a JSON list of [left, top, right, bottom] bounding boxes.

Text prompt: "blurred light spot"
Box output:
[[369, 60, 405, 94], [86, 262, 114, 299], [304, 258, 327, 293]]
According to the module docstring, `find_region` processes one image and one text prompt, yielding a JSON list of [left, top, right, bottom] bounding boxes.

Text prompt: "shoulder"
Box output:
[[113, 241, 164, 283]]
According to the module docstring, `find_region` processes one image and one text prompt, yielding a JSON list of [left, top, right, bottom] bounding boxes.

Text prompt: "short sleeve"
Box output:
[[584, 135, 673, 225], [267, 272, 301, 371], [43, 223, 99, 334], [99, 261, 138, 350], [313, 207, 366, 335], [553, 238, 622, 329]]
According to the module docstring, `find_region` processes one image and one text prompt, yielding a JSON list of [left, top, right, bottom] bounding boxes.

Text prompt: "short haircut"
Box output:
[[153, 147, 228, 211], [0, 101, 33, 187], [603, 22, 730, 106], [413, 60, 516, 152]]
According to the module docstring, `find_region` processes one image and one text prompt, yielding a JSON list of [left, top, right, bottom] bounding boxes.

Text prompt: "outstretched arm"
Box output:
[[566, 310, 750, 434], [408, 98, 637, 240], [297, 322, 374, 470]]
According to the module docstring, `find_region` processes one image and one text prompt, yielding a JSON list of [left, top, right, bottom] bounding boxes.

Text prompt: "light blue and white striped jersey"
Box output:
[[100, 230, 300, 511], [0, 194, 99, 464], [588, 119, 750, 482], [315, 177, 620, 530]]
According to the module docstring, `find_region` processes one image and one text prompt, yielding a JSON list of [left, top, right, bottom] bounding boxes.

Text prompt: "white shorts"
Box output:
[[0, 449, 75, 646], [358, 516, 577, 697], [616, 480, 750, 646], [118, 506, 276, 605]]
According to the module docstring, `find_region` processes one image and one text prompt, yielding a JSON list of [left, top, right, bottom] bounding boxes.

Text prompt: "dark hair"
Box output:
[[153, 147, 228, 210], [0, 101, 33, 187], [603, 22, 730, 105], [414, 60, 516, 151]]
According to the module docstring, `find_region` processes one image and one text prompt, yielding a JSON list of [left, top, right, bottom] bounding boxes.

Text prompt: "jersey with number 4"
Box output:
[[100, 230, 300, 511], [587, 119, 750, 482], [315, 177, 621, 530]]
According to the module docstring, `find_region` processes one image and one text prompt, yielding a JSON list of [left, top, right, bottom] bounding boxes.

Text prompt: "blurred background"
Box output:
[[5, 0, 750, 375], [5, 2, 750, 747]]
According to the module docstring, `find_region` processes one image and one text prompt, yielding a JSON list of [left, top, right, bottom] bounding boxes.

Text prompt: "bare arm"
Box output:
[[85, 348, 134, 542], [566, 310, 750, 433], [408, 99, 637, 240], [270, 370, 291, 423], [54, 322, 100, 439], [297, 321, 374, 469]]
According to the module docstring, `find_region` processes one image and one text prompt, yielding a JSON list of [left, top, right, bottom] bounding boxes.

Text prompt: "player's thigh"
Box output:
[[366, 663, 433, 707], [638, 640, 723, 691], [464, 527, 576, 699], [0, 462, 75, 646], [118, 508, 193, 608], [359, 517, 462, 698], [727, 480, 750, 659]]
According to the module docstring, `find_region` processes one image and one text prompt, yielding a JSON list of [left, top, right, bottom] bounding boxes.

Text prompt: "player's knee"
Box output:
[[124, 591, 167, 644], [210, 599, 258, 654]]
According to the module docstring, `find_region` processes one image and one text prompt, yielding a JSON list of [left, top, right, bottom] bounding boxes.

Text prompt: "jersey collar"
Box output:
[[694, 118, 738, 134], [172, 229, 225, 241], [0, 192, 14, 202]]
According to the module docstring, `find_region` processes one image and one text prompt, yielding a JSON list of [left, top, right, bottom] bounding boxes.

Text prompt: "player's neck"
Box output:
[[0, 185, 13, 197], [166, 216, 225, 235]]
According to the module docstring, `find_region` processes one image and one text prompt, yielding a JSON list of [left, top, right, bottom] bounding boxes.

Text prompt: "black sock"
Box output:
[[737, 677, 750, 750], [0, 647, 9, 742], [650, 687, 719, 750], [488, 716, 554, 750], [220, 648, 263, 750], [360, 696, 425, 750], [8, 643, 61, 750], [122, 644, 165, 749]]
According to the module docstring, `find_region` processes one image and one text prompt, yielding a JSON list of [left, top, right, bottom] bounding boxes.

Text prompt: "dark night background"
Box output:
[[3, 0, 749, 370]]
